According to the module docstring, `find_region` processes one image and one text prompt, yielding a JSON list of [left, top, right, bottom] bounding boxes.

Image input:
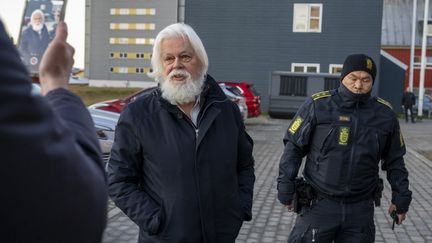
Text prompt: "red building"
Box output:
[[382, 0, 432, 90], [383, 48, 432, 88]]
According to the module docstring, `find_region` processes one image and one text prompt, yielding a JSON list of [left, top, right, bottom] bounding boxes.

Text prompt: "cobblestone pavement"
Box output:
[[102, 117, 432, 243]]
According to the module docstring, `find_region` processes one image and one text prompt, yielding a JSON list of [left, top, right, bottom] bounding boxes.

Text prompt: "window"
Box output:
[[291, 63, 320, 73], [280, 76, 307, 96], [324, 78, 339, 90], [110, 52, 151, 59], [109, 66, 151, 74], [414, 56, 432, 64], [110, 23, 155, 30], [293, 4, 323, 33], [417, 20, 432, 37], [110, 8, 156, 16], [109, 38, 154, 45], [329, 64, 343, 74]]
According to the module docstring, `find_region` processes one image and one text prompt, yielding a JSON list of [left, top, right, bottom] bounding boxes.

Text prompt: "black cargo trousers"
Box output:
[[287, 197, 375, 243]]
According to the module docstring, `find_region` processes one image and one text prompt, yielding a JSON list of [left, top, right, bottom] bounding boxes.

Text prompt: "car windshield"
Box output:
[[226, 86, 243, 96], [248, 85, 260, 96]]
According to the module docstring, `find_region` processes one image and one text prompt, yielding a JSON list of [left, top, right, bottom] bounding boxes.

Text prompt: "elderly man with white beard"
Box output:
[[18, 9, 53, 73], [107, 23, 256, 243]]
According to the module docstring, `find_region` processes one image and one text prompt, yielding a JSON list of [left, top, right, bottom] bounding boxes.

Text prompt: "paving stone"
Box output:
[[101, 117, 432, 243]]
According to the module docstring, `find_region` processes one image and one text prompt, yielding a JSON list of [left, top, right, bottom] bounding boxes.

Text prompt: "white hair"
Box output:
[[30, 9, 45, 24], [147, 23, 208, 82]]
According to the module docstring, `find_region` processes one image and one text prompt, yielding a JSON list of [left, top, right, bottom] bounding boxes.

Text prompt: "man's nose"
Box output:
[[172, 58, 183, 69], [354, 80, 363, 89]]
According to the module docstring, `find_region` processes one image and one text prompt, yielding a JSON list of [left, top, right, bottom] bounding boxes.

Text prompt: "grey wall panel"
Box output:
[[184, 0, 383, 111], [379, 54, 405, 113]]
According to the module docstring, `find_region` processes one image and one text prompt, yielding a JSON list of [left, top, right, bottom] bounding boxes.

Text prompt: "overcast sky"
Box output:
[[0, 0, 86, 69]]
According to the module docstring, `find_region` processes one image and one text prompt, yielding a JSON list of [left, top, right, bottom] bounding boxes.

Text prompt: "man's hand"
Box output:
[[388, 203, 407, 225], [284, 203, 294, 212], [39, 22, 75, 95]]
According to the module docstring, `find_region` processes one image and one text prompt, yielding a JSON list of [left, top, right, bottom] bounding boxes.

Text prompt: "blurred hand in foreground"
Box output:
[[39, 21, 74, 95]]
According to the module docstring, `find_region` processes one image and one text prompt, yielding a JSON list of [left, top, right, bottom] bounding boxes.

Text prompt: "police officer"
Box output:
[[277, 54, 412, 243], [402, 87, 416, 123]]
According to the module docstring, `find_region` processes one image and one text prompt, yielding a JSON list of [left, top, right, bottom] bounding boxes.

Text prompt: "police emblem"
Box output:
[[338, 127, 350, 145], [288, 117, 303, 134], [366, 58, 373, 70]]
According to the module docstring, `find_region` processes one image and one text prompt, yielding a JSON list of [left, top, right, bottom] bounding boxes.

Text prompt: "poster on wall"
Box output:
[[17, 0, 67, 76]]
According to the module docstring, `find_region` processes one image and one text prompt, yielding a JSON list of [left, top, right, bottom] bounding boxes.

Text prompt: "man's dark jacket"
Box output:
[[277, 84, 412, 213], [0, 21, 107, 242], [402, 91, 416, 107], [18, 24, 52, 70], [108, 75, 255, 242]]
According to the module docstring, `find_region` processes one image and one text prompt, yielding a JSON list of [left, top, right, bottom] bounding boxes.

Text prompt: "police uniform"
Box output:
[[277, 54, 412, 243]]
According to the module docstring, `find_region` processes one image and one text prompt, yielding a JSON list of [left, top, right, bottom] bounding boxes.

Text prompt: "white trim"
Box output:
[[291, 63, 320, 73], [329, 64, 343, 74], [380, 50, 408, 70], [293, 3, 323, 33]]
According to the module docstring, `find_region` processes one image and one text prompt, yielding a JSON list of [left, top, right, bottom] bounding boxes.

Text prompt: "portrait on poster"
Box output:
[[17, 0, 67, 75]]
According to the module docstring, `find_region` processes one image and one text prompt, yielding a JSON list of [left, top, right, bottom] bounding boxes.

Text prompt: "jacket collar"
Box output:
[[336, 83, 372, 108]]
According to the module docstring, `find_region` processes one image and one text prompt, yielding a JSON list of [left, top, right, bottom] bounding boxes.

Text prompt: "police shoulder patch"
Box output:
[[376, 97, 393, 109], [312, 90, 331, 101], [288, 116, 304, 135]]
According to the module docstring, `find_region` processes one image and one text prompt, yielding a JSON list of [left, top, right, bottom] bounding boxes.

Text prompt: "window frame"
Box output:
[[291, 63, 320, 73], [293, 3, 323, 33], [329, 64, 343, 74]]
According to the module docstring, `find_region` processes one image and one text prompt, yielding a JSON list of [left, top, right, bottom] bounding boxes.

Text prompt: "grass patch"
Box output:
[[69, 85, 143, 106]]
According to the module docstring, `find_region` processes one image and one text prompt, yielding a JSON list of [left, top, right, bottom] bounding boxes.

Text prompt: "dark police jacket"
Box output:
[[277, 84, 412, 213], [0, 21, 107, 242], [108, 75, 255, 243]]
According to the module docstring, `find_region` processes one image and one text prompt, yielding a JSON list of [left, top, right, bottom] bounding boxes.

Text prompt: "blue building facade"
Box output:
[[184, 0, 384, 111]]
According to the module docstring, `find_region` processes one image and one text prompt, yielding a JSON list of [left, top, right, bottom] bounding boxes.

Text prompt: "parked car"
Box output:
[[219, 81, 261, 117], [69, 75, 89, 84], [90, 83, 248, 120], [31, 83, 41, 96], [89, 86, 157, 113], [88, 108, 120, 168], [30, 83, 119, 168], [219, 83, 248, 121], [413, 94, 432, 118]]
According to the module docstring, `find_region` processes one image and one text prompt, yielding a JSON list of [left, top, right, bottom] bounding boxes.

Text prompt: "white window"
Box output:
[[413, 56, 432, 69], [293, 4, 323, 33], [291, 63, 320, 73], [110, 8, 156, 16], [329, 64, 343, 74], [427, 24, 432, 36]]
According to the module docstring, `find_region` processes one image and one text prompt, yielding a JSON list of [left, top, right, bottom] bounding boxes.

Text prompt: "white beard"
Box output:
[[160, 70, 204, 105], [32, 23, 43, 32]]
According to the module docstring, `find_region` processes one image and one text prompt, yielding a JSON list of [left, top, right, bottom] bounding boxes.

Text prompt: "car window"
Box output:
[[226, 86, 243, 96], [31, 83, 41, 96], [248, 85, 260, 96]]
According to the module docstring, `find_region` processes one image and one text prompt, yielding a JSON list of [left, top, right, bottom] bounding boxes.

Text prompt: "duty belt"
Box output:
[[315, 190, 375, 204]]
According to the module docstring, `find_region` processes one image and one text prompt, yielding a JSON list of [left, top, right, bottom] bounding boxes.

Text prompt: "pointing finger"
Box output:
[[54, 21, 68, 42]]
